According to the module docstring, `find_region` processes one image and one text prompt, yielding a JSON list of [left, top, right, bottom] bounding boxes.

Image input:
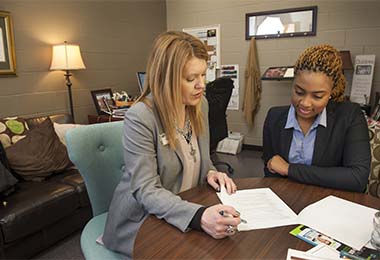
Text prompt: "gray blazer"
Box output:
[[103, 96, 215, 258]]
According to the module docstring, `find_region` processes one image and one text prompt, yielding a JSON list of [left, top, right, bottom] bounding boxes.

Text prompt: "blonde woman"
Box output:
[[263, 44, 370, 192], [103, 31, 241, 258]]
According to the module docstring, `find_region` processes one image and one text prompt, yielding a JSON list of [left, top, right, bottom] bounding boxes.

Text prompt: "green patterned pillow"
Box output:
[[0, 117, 29, 148], [368, 119, 380, 197]]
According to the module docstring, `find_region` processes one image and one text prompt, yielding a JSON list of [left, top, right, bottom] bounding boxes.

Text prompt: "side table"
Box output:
[[88, 114, 123, 124]]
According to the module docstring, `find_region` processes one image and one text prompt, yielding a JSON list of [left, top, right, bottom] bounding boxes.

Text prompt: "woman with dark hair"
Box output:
[[263, 44, 370, 192]]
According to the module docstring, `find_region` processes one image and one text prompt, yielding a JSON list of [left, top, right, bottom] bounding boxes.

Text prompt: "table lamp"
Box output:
[[50, 41, 86, 122]]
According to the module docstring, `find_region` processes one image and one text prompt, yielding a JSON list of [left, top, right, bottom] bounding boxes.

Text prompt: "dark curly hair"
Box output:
[[294, 44, 345, 102]]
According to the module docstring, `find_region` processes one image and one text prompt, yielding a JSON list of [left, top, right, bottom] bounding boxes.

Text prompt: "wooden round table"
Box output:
[[134, 178, 380, 259]]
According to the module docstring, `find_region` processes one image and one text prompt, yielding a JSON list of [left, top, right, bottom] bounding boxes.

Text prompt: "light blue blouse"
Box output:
[[285, 105, 327, 165]]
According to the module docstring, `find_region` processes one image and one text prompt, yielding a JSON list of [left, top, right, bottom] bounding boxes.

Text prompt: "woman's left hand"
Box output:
[[207, 170, 237, 194]]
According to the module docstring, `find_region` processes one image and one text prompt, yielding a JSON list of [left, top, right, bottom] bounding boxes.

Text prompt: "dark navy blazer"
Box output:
[[262, 101, 370, 192]]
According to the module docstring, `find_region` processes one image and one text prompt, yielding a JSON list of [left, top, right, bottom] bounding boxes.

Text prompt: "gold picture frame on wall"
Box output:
[[0, 11, 16, 76]]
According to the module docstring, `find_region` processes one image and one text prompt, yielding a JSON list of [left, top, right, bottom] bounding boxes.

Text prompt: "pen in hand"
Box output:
[[219, 210, 248, 224]]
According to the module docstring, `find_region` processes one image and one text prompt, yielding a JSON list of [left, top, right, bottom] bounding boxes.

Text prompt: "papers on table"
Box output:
[[297, 195, 378, 250], [217, 188, 378, 250], [307, 244, 340, 259], [286, 244, 340, 260], [217, 187, 298, 231]]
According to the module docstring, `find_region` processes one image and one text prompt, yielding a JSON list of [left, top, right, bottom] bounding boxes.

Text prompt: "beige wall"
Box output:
[[167, 0, 380, 146], [0, 0, 166, 123]]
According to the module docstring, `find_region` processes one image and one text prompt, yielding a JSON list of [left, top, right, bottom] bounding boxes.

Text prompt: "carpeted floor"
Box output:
[[32, 231, 83, 259], [33, 149, 264, 259]]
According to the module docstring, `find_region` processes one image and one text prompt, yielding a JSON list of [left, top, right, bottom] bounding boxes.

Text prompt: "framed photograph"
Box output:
[[0, 11, 16, 76], [262, 66, 294, 80], [91, 88, 115, 115]]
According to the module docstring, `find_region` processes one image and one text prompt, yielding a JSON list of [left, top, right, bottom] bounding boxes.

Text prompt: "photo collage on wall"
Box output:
[[183, 25, 221, 82]]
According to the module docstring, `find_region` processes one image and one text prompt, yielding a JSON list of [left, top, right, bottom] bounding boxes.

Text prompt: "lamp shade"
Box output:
[[50, 42, 86, 70], [339, 50, 353, 70]]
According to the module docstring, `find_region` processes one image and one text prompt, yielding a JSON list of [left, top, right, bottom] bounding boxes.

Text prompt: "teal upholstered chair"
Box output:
[[66, 121, 125, 260]]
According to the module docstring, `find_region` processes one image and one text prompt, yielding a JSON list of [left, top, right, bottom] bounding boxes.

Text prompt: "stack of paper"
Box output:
[[217, 187, 298, 230], [217, 187, 378, 250], [297, 196, 377, 250], [286, 244, 340, 260]]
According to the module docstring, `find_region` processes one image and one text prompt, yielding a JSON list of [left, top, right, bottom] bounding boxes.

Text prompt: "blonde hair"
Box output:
[[136, 31, 209, 149], [294, 44, 345, 102]]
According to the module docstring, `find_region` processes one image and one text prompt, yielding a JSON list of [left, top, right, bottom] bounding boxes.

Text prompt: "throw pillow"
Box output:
[[5, 118, 73, 182], [53, 122, 82, 146], [0, 117, 29, 148], [368, 119, 380, 197]]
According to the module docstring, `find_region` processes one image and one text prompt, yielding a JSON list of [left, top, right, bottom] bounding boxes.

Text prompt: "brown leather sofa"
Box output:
[[0, 114, 92, 259]]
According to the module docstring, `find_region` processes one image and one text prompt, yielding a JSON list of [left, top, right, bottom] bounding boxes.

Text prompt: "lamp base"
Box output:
[[64, 70, 75, 123]]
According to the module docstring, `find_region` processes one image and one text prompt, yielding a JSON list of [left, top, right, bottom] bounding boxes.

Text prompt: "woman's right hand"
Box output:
[[267, 155, 289, 176], [201, 204, 241, 239]]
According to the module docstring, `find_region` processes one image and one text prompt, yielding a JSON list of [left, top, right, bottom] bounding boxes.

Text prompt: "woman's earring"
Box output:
[[329, 96, 332, 100]]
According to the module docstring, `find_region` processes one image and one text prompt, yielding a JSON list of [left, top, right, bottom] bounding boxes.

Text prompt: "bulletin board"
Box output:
[[183, 24, 221, 82]]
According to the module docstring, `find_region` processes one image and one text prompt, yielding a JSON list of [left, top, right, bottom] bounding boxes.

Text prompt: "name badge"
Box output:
[[159, 133, 168, 146]]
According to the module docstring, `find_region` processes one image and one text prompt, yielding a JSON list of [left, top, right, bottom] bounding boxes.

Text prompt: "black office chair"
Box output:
[[206, 77, 234, 175]]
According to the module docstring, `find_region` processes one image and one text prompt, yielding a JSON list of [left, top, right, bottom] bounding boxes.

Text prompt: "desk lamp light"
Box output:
[[50, 41, 86, 122]]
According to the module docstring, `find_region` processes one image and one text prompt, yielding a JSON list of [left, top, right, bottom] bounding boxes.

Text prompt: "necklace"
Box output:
[[175, 117, 196, 162]]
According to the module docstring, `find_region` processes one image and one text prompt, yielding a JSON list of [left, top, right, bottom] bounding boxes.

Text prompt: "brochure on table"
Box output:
[[290, 225, 380, 260], [217, 187, 378, 250]]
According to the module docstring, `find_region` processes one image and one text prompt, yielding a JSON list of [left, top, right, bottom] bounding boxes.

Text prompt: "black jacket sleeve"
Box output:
[[288, 104, 370, 192], [263, 108, 277, 177], [262, 107, 289, 178]]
